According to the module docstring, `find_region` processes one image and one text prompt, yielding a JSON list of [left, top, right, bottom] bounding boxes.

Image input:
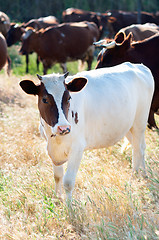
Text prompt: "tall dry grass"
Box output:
[[0, 73, 158, 239]]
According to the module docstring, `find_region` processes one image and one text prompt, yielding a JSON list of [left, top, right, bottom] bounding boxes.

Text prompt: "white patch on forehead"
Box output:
[[61, 33, 65, 38], [41, 73, 66, 101]]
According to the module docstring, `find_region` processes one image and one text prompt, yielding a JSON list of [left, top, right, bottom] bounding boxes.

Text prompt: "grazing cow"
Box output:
[[106, 10, 158, 38], [94, 32, 159, 129], [0, 32, 11, 74], [6, 16, 59, 73], [19, 62, 154, 201], [19, 22, 100, 74], [62, 8, 108, 39], [0, 11, 10, 38]]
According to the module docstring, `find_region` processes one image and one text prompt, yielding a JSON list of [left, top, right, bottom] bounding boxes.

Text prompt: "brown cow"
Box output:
[[94, 23, 159, 47], [0, 32, 11, 74], [118, 23, 159, 41], [106, 10, 159, 38], [95, 32, 159, 129], [6, 16, 59, 73], [7, 16, 59, 47], [0, 11, 10, 38], [25, 16, 59, 29], [19, 21, 100, 74], [62, 8, 108, 39], [6, 23, 25, 47]]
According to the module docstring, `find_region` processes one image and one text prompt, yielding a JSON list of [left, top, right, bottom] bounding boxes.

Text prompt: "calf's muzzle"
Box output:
[[57, 125, 71, 135]]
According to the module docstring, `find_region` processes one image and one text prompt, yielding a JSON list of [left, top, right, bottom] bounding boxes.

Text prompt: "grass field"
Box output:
[[0, 52, 159, 239]]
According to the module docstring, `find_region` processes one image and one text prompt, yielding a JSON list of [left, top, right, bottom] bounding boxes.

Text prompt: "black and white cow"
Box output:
[[20, 62, 154, 201]]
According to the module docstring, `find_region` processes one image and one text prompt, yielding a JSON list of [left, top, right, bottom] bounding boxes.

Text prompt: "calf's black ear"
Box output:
[[65, 77, 88, 92], [19, 80, 38, 95]]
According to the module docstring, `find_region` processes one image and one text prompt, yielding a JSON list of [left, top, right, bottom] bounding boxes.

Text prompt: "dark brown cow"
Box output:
[[118, 23, 159, 41], [62, 8, 108, 39], [106, 10, 159, 38], [0, 32, 11, 74], [63, 8, 101, 27], [25, 16, 59, 29], [0, 11, 10, 38], [6, 16, 59, 73], [19, 21, 100, 74], [95, 32, 159, 129], [7, 23, 25, 47], [94, 23, 159, 47]]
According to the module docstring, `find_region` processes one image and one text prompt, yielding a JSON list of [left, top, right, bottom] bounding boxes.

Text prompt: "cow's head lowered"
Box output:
[[20, 72, 87, 137]]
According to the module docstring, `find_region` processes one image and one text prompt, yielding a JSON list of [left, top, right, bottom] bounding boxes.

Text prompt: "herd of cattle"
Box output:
[[1, 7, 159, 200]]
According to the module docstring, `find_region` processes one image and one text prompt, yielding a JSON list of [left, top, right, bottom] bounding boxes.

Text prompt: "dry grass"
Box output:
[[0, 73, 158, 239]]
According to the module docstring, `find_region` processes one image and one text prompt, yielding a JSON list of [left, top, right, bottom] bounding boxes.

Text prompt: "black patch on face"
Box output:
[[61, 90, 71, 120], [75, 112, 78, 124], [38, 83, 59, 127]]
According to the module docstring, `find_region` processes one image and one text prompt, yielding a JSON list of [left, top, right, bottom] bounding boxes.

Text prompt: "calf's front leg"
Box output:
[[53, 164, 64, 198], [63, 143, 85, 202]]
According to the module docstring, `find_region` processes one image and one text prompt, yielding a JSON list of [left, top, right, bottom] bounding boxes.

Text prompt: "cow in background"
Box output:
[[0, 33, 11, 74], [62, 8, 109, 39], [94, 32, 159, 129], [94, 23, 159, 47], [7, 16, 59, 46], [19, 62, 154, 201], [0, 11, 10, 38], [106, 10, 159, 38], [24, 16, 59, 29], [6, 16, 59, 73], [19, 21, 100, 74], [117, 23, 159, 41]]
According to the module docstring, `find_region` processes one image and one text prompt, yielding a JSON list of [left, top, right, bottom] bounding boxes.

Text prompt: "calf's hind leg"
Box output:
[[131, 128, 146, 176], [121, 130, 132, 153]]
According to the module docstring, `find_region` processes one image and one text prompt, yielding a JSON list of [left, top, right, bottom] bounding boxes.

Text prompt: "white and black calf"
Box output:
[[20, 62, 154, 201]]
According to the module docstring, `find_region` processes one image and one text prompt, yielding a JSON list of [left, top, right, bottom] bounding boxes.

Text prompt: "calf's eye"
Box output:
[[42, 98, 48, 104], [67, 96, 71, 103]]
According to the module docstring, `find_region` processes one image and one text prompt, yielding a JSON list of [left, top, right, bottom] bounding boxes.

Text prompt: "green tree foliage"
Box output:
[[1, 0, 159, 23]]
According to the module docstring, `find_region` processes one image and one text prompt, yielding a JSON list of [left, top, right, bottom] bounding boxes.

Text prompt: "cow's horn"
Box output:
[[94, 40, 116, 49], [64, 71, 69, 78], [93, 39, 106, 47], [104, 40, 116, 49], [14, 23, 19, 28], [37, 74, 42, 80]]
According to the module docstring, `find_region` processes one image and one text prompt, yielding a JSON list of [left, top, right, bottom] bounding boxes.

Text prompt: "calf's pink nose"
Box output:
[[57, 125, 71, 135]]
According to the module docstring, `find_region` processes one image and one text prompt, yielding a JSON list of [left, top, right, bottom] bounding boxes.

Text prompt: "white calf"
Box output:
[[20, 62, 154, 200]]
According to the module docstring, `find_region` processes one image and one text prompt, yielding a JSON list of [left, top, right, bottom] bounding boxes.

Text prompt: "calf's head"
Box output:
[[19, 72, 87, 137]]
